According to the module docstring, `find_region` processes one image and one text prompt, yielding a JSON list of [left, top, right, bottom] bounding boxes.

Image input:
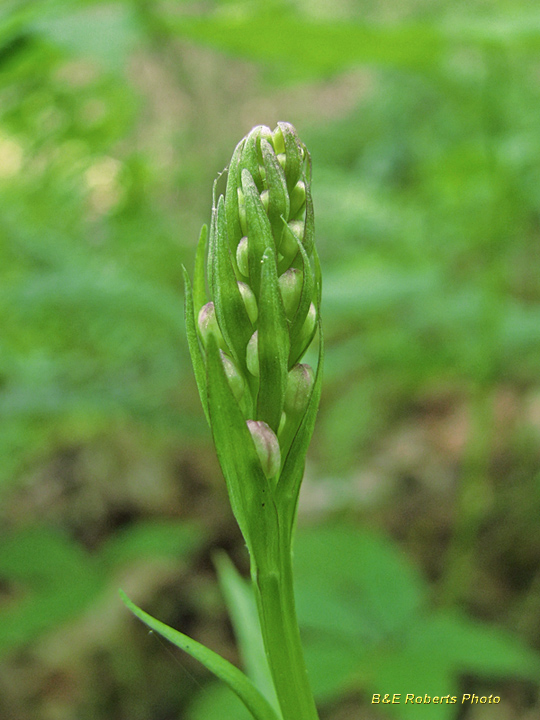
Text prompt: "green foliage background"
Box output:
[[1, 1, 540, 718]]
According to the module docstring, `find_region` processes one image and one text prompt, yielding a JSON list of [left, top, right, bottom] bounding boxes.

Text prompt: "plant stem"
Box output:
[[253, 526, 319, 720]]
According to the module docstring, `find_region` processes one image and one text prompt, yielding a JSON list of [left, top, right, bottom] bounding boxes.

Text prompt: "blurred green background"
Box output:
[[1, 1, 540, 719]]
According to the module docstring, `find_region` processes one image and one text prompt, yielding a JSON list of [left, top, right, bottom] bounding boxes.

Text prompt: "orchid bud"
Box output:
[[246, 330, 259, 377], [236, 236, 249, 277], [279, 219, 303, 259], [247, 420, 281, 479], [298, 303, 317, 350], [220, 351, 245, 403], [289, 180, 306, 218], [278, 268, 303, 320], [272, 126, 286, 154], [198, 302, 224, 349], [238, 188, 248, 236], [238, 281, 258, 324], [284, 363, 315, 416]]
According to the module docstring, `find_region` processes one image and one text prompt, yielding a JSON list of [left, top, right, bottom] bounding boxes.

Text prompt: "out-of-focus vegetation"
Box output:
[[1, 1, 540, 719]]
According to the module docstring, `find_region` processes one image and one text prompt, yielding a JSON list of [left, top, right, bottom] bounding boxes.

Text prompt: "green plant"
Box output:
[[122, 122, 323, 720]]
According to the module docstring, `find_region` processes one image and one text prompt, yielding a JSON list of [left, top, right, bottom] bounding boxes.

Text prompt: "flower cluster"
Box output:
[[190, 123, 321, 483]]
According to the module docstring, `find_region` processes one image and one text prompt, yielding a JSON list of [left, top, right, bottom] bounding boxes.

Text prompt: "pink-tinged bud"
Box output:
[[278, 268, 303, 319], [238, 281, 258, 324], [236, 236, 249, 277], [220, 351, 245, 403], [198, 302, 224, 349], [246, 331, 259, 376], [284, 363, 315, 416], [247, 420, 281, 479], [288, 219, 304, 238]]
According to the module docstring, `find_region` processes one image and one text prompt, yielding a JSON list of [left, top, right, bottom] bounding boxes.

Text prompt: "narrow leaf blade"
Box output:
[[183, 266, 209, 424], [206, 336, 279, 562], [193, 224, 208, 314], [257, 248, 289, 432], [119, 591, 281, 720], [225, 139, 245, 254], [212, 196, 253, 373], [289, 236, 315, 368], [242, 169, 274, 298], [276, 324, 323, 529]]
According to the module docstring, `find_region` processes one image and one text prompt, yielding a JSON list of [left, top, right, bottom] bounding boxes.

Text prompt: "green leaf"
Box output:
[[361, 646, 458, 720], [205, 336, 279, 564], [242, 129, 264, 191], [183, 266, 209, 424], [276, 325, 323, 530], [187, 682, 255, 720], [301, 633, 366, 705], [257, 247, 289, 432], [302, 174, 315, 257], [225, 139, 245, 254], [211, 196, 253, 373], [119, 591, 281, 720], [416, 610, 540, 681], [289, 237, 316, 368], [292, 524, 540, 714], [100, 520, 205, 568], [193, 224, 208, 316], [166, 12, 446, 77], [0, 527, 103, 657], [294, 523, 424, 642], [36, 4, 139, 73], [214, 552, 280, 715], [242, 170, 274, 298], [279, 122, 303, 193], [261, 138, 289, 241]]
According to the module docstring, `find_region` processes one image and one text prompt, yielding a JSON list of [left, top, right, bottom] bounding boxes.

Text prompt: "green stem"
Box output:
[[253, 527, 319, 720]]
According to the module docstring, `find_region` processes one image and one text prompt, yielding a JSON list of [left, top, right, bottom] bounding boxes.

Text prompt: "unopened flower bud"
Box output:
[[284, 364, 315, 416], [280, 219, 304, 258], [276, 153, 287, 170], [272, 126, 286, 155], [288, 219, 304, 239], [257, 125, 274, 151], [238, 281, 258, 324], [238, 188, 248, 236], [198, 302, 225, 349], [236, 236, 249, 277], [220, 351, 245, 403], [300, 303, 317, 344], [246, 330, 259, 376], [289, 180, 306, 218], [278, 268, 303, 319], [247, 420, 281, 479]]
